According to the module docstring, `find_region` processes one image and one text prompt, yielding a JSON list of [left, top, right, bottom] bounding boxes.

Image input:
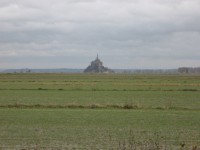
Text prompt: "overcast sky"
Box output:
[[0, 0, 200, 69]]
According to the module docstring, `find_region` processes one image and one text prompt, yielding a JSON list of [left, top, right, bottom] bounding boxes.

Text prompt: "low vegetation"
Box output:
[[0, 73, 199, 149]]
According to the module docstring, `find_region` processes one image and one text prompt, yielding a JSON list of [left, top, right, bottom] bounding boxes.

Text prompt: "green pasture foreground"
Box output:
[[0, 73, 200, 110], [0, 73, 200, 149], [0, 109, 200, 149], [0, 90, 200, 110], [0, 74, 200, 92]]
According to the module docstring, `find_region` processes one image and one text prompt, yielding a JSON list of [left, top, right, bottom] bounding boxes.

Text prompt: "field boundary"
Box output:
[[0, 88, 199, 92], [0, 103, 199, 111]]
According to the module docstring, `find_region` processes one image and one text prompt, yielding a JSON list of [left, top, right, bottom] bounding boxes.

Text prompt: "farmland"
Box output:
[[0, 73, 200, 149]]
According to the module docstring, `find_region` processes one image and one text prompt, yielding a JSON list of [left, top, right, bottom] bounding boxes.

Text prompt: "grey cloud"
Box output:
[[0, 0, 200, 69]]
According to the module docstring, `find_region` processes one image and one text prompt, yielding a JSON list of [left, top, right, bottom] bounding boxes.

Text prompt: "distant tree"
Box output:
[[178, 67, 200, 74]]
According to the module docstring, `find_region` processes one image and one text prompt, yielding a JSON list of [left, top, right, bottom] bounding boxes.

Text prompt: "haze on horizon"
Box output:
[[0, 0, 200, 69]]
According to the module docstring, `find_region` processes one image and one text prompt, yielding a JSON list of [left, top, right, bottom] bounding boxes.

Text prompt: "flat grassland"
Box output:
[[0, 73, 200, 149]]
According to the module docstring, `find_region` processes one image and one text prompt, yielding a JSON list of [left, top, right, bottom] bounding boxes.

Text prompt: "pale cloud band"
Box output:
[[0, 0, 200, 69]]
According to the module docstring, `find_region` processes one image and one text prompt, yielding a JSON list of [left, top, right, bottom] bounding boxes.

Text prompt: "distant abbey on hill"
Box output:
[[84, 55, 114, 73]]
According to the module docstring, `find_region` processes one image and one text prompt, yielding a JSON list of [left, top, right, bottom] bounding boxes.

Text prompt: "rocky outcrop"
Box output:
[[84, 55, 114, 73]]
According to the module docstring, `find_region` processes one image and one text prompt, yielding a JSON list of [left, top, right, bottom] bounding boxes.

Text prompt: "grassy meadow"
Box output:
[[0, 73, 200, 149]]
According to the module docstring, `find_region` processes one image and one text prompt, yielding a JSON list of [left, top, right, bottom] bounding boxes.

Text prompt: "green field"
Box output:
[[0, 73, 200, 149]]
